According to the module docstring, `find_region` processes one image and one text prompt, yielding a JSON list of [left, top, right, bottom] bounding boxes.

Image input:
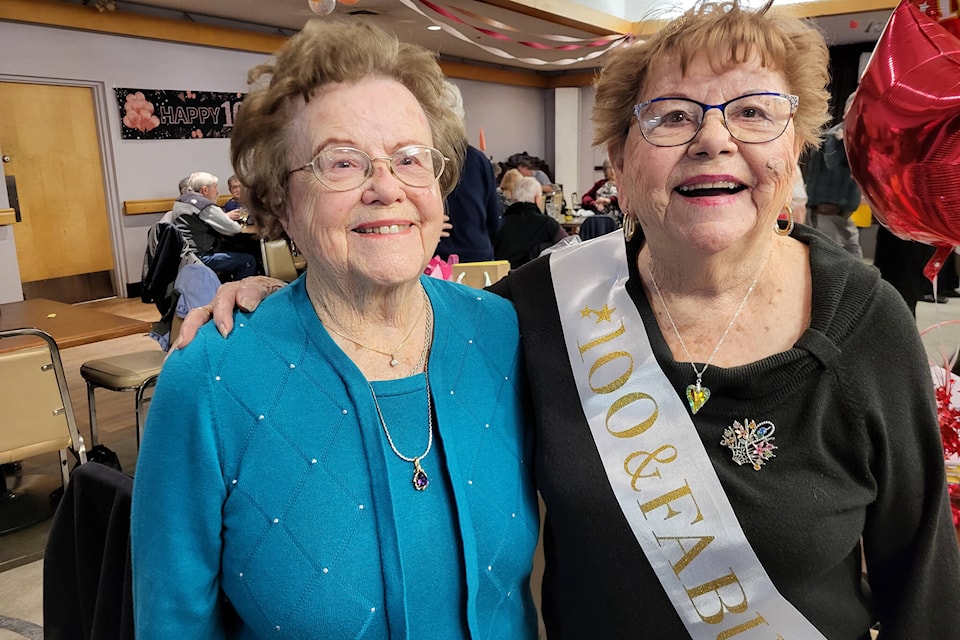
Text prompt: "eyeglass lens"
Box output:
[[311, 145, 443, 191], [637, 94, 795, 146]]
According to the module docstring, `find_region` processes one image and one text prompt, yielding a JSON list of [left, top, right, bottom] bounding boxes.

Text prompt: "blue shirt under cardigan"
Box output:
[[131, 275, 539, 639]]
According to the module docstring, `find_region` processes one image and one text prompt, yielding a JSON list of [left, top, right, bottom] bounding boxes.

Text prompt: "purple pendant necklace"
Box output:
[[368, 373, 433, 491]]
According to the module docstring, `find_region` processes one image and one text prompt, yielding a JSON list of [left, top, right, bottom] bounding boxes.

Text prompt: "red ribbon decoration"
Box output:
[[418, 0, 625, 51]]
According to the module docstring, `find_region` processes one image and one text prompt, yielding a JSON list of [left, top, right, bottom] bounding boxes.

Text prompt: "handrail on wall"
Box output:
[[123, 195, 232, 216]]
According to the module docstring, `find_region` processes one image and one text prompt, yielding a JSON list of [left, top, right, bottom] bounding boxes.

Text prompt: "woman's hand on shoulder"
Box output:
[[174, 276, 286, 349]]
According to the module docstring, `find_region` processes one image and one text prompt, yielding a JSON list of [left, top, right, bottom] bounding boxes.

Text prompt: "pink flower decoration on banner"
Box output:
[[122, 91, 160, 133]]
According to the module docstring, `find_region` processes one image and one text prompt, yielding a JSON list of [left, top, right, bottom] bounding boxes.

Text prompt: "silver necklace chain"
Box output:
[[647, 266, 762, 388], [366, 295, 434, 490]]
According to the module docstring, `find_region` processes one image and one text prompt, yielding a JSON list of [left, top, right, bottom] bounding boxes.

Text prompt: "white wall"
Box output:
[[0, 22, 588, 298], [452, 78, 548, 168]]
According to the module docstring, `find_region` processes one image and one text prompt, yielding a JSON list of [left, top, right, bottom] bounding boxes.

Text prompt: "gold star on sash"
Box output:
[[594, 304, 615, 323]]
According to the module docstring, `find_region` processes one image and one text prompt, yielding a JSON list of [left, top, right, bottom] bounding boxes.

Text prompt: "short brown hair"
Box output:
[[593, 0, 830, 160], [231, 20, 466, 240]]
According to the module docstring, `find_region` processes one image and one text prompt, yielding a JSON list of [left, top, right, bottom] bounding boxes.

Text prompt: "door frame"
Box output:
[[0, 75, 126, 297]]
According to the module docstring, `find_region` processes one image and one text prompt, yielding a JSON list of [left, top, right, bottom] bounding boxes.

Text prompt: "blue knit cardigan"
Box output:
[[131, 275, 539, 639]]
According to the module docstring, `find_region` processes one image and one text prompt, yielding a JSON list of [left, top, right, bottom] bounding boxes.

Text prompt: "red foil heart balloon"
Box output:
[[912, 0, 960, 39], [845, 0, 960, 278]]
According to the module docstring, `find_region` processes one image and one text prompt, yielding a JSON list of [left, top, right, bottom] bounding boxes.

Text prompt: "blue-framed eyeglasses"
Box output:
[[633, 92, 799, 147], [289, 144, 447, 191]]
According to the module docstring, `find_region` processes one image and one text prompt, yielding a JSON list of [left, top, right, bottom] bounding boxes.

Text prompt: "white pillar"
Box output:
[[553, 87, 580, 207]]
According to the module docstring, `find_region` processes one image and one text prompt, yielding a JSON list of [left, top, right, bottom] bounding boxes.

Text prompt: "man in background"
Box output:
[[223, 174, 243, 213], [517, 156, 556, 195], [435, 81, 502, 263], [173, 171, 257, 281], [803, 93, 862, 258]]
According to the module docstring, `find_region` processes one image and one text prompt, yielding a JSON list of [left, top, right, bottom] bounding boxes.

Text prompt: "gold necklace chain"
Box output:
[[323, 286, 427, 368], [647, 265, 763, 414]]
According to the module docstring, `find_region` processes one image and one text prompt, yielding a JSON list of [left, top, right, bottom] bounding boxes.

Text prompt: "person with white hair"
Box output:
[[172, 171, 257, 281], [493, 176, 567, 268], [435, 81, 502, 262]]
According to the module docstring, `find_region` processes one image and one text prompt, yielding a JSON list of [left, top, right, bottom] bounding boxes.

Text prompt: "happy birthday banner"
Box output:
[[114, 88, 245, 140]]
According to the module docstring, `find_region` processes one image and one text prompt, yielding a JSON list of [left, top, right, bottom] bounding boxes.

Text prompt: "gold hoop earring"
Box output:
[[622, 213, 637, 241], [774, 206, 794, 236]]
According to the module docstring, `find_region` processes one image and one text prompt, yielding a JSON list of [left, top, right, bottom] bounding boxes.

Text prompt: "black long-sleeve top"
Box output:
[[491, 223, 960, 639]]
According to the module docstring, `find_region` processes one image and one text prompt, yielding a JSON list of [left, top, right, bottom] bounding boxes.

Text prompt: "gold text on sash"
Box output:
[[577, 315, 786, 638]]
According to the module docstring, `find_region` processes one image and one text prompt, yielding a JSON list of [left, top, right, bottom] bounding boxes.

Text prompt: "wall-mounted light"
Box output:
[[427, 25, 442, 31]]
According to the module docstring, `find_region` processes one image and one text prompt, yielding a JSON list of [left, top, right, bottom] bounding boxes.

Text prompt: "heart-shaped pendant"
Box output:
[[686, 384, 711, 414]]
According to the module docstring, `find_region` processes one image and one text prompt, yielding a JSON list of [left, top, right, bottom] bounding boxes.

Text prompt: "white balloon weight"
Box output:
[[308, 0, 336, 15]]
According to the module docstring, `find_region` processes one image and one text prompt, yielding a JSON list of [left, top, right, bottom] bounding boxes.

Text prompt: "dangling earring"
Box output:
[[774, 205, 794, 236], [622, 211, 637, 241]]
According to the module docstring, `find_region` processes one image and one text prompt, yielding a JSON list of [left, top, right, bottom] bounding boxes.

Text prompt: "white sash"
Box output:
[[550, 233, 826, 639]]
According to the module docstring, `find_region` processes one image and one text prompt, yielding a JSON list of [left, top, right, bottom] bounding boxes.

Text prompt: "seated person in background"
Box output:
[[498, 168, 523, 211], [222, 174, 243, 213], [158, 175, 193, 224], [173, 171, 257, 281], [517, 157, 555, 195], [494, 176, 567, 269], [580, 160, 619, 217]]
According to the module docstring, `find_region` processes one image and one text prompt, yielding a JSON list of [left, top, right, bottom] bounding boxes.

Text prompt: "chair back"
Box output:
[[261, 238, 300, 283], [0, 328, 85, 465], [578, 214, 618, 241], [451, 260, 511, 289]]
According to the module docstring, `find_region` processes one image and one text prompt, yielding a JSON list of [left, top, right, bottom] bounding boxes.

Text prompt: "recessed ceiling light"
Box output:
[[427, 25, 442, 31]]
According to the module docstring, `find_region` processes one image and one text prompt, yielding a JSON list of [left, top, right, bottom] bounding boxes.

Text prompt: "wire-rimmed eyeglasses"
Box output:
[[633, 92, 799, 147], [288, 144, 447, 191]]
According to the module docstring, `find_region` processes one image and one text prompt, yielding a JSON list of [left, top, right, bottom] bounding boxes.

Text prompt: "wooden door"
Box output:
[[0, 82, 113, 301]]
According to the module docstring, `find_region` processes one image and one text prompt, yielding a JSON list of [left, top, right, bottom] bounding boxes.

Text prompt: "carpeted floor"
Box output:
[[0, 560, 42, 640]]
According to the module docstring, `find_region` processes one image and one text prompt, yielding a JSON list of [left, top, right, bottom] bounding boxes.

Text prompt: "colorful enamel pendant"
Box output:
[[721, 419, 777, 471]]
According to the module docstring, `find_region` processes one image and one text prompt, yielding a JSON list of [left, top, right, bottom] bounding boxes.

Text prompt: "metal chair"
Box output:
[[80, 347, 165, 450], [0, 328, 87, 535], [577, 214, 618, 241], [80, 263, 218, 450]]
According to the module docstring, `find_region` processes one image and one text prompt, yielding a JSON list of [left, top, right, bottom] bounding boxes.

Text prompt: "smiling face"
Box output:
[[282, 78, 444, 292], [614, 52, 801, 258]]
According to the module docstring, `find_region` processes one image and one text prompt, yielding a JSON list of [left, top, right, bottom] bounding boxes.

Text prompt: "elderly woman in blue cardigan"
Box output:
[[130, 19, 538, 640]]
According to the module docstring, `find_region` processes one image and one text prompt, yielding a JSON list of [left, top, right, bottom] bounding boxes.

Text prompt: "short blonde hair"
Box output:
[[231, 20, 466, 240], [593, 0, 830, 160], [499, 168, 523, 199]]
